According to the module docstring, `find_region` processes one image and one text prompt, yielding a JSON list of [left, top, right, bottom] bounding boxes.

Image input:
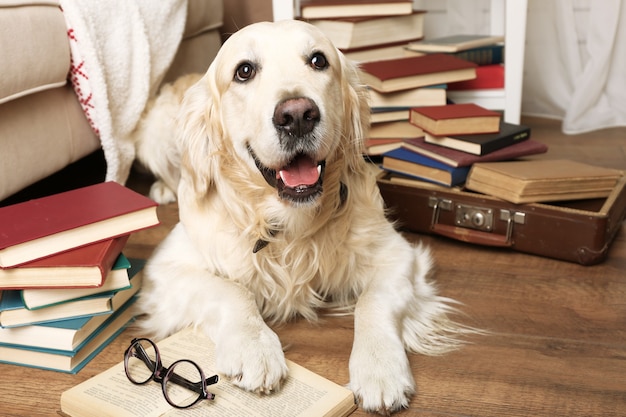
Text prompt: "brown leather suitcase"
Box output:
[[377, 172, 626, 265]]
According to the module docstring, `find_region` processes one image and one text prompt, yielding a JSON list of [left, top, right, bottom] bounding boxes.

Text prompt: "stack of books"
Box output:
[[0, 182, 159, 373], [298, 0, 451, 144], [406, 34, 506, 92], [379, 103, 548, 187]]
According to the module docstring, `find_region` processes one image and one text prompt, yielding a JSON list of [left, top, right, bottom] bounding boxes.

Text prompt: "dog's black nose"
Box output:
[[273, 97, 320, 137]]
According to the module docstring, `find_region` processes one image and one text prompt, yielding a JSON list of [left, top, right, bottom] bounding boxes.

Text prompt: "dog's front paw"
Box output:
[[349, 349, 415, 415], [149, 180, 177, 204], [215, 325, 288, 394]]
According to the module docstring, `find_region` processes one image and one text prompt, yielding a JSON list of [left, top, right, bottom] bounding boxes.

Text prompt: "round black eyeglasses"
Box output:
[[124, 338, 219, 409]]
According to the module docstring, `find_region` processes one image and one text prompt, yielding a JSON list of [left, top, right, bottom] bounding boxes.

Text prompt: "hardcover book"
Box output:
[[368, 84, 447, 108], [448, 64, 505, 90], [307, 11, 425, 50], [382, 147, 471, 186], [0, 295, 137, 373], [0, 182, 159, 268], [21, 254, 132, 310], [406, 34, 505, 53], [359, 53, 477, 92], [60, 327, 357, 417], [300, 0, 413, 19], [465, 159, 624, 203], [0, 260, 143, 352], [0, 236, 129, 289], [400, 137, 548, 167], [371, 107, 410, 123], [369, 120, 424, 139], [409, 103, 501, 136], [0, 269, 142, 328], [424, 121, 531, 156]]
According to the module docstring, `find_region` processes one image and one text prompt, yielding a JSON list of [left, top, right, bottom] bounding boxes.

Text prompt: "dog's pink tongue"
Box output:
[[278, 156, 320, 187]]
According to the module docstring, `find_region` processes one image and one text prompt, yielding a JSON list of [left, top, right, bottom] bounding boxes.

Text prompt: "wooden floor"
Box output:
[[1, 117, 625, 416]]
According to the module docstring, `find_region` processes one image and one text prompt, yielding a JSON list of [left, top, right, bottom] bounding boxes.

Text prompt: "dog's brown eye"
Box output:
[[235, 62, 256, 82], [309, 53, 328, 70]]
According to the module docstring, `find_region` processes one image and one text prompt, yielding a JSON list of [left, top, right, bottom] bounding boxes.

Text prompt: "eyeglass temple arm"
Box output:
[[167, 372, 219, 393]]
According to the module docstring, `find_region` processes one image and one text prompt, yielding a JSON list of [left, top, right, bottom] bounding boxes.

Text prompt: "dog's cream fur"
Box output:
[[136, 20, 466, 414], [131, 73, 201, 204]]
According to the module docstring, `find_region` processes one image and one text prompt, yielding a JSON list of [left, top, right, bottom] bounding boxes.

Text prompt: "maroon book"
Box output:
[[359, 54, 477, 92], [0, 236, 129, 289], [401, 137, 548, 167], [409, 103, 501, 135], [0, 182, 158, 267]]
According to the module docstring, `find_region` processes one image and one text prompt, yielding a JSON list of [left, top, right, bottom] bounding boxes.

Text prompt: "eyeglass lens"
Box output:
[[125, 339, 210, 408]]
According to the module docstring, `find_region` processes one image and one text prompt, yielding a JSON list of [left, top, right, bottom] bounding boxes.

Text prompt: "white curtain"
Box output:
[[523, 0, 626, 134]]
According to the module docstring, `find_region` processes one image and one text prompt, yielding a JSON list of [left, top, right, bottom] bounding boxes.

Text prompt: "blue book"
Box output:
[[381, 147, 471, 186], [0, 295, 138, 373]]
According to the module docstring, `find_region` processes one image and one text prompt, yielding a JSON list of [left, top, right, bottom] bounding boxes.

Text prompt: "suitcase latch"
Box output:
[[454, 204, 493, 232]]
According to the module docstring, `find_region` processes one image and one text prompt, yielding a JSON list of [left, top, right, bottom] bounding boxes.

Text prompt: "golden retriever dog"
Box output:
[[137, 20, 466, 414], [131, 73, 201, 204]]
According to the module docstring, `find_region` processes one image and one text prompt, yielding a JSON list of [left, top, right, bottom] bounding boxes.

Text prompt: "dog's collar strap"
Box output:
[[253, 182, 348, 253]]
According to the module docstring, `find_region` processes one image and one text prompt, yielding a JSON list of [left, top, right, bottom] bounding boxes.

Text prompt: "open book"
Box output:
[[60, 327, 357, 417]]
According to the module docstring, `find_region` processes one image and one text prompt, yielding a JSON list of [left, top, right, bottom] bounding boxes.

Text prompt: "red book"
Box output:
[[300, 0, 414, 19], [401, 137, 548, 167], [0, 236, 129, 289], [409, 103, 501, 136], [448, 64, 505, 90], [0, 182, 159, 268], [359, 53, 477, 92]]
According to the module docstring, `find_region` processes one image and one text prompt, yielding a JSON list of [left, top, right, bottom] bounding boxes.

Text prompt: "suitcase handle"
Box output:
[[431, 223, 512, 247], [429, 199, 515, 247]]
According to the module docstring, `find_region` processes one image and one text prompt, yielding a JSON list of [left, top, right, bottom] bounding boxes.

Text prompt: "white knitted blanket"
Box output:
[[60, 0, 187, 184]]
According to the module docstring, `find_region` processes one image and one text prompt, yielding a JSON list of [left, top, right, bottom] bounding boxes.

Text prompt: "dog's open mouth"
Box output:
[[249, 146, 325, 204]]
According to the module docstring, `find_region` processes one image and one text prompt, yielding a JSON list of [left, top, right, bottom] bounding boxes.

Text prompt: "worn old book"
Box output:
[[371, 107, 410, 123], [401, 137, 548, 167], [424, 121, 531, 156], [0, 260, 142, 353], [0, 269, 141, 328], [21, 254, 131, 310], [365, 138, 407, 156], [60, 327, 357, 417], [369, 120, 424, 139], [359, 53, 477, 92], [451, 44, 504, 66], [382, 148, 471, 187], [0, 295, 137, 373], [0, 236, 129, 289], [465, 159, 624, 203], [448, 64, 505, 90], [300, 0, 413, 19], [369, 85, 447, 108], [409, 103, 501, 136], [307, 11, 425, 50], [406, 34, 505, 53], [341, 40, 422, 62], [0, 182, 159, 268]]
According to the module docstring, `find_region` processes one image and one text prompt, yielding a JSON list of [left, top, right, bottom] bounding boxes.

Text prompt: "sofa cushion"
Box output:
[[0, 1, 70, 104]]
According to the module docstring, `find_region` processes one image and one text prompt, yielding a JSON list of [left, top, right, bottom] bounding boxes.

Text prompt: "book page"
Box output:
[[61, 328, 356, 417]]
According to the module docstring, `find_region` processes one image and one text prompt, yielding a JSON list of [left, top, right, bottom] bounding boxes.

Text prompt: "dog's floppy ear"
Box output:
[[338, 52, 371, 172], [177, 65, 223, 195]]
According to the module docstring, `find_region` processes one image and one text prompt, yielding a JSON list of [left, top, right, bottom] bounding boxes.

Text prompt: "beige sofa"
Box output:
[[0, 0, 224, 201]]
